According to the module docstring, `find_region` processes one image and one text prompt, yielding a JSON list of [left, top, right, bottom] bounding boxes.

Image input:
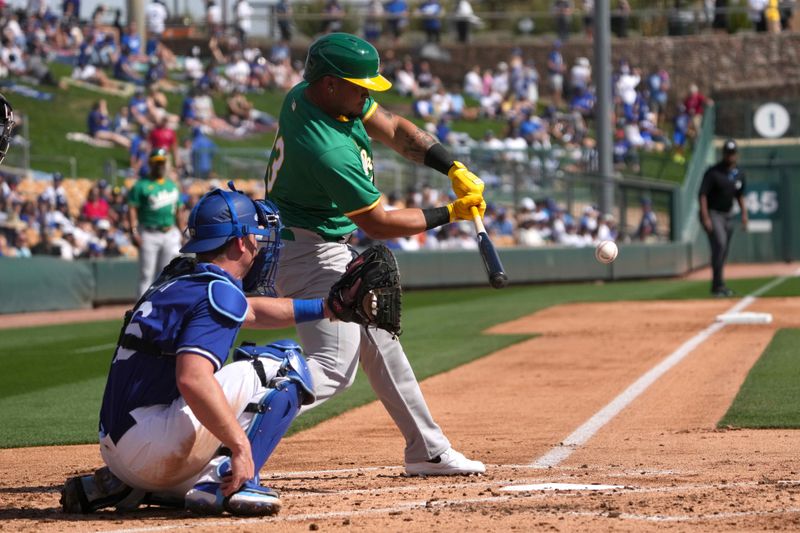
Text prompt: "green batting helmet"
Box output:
[[303, 33, 392, 92]]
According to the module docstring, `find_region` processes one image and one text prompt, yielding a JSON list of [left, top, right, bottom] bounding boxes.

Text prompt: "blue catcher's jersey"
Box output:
[[99, 262, 245, 444]]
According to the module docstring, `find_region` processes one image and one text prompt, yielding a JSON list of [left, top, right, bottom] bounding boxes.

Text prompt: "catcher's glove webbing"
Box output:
[[328, 244, 402, 337]]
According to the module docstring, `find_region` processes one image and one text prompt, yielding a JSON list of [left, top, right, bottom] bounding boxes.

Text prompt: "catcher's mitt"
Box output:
[[328, 244, 402, 337]]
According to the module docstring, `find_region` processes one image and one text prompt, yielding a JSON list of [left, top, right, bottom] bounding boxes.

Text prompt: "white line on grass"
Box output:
[[532, 269, 800, 469]]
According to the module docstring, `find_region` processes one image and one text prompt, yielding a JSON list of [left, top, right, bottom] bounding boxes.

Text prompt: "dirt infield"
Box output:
[[2, 266, 800, 531]]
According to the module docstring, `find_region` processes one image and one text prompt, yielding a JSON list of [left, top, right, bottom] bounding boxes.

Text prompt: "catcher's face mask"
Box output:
[[242, 197, 283, 297]]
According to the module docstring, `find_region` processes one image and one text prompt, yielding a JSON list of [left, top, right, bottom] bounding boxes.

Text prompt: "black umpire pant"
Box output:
[[705, 209, 735, 292]]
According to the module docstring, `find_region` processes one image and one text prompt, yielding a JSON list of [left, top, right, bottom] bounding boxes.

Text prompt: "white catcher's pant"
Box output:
[[276, 228, 450, 463], [100, 359, 281, 497]]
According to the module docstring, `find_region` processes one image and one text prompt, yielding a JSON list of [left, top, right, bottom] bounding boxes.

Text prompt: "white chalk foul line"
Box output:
[[532, 270, 799, 469]]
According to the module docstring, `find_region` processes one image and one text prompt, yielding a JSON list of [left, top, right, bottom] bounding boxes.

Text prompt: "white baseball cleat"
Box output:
[[405, 448, 486, 476]]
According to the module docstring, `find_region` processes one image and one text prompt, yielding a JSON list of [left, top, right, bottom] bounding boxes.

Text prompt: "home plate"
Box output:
[[500, 483, 624, 492], [716, 312, 773, 324]]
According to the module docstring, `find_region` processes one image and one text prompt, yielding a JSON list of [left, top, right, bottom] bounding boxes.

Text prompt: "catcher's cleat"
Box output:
[[185, 480, 281, 516], [60, 466, 141, 513], [405, 448, 486, 476]]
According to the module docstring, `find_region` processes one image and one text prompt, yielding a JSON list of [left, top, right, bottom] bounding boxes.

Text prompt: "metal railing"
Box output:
[[157, 2, 771, 42], [209, 143, 678, 241]]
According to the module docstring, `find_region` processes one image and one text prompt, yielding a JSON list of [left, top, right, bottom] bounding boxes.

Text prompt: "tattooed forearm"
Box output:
[[401, 124, 437, 164]]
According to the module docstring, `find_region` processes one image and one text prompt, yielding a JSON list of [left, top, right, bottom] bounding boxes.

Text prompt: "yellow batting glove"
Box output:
[[447, 194, 486, 222], [448, 161, 485, 199]]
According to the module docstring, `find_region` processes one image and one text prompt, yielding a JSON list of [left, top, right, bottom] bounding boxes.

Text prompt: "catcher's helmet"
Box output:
[[181, 183, 281, 255], [303, 33, 391, 92], [149, 147, 168, 164], [0, 94, 14, 166]]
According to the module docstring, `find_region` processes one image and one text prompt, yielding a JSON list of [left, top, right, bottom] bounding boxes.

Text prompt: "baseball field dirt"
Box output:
[[2, 264, 800, 531]]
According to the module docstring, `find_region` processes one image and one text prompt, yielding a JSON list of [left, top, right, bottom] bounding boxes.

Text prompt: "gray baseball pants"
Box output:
[[138, 227, 182, 297], [275, 228, 450, 463], [706, 209, 735, 292]]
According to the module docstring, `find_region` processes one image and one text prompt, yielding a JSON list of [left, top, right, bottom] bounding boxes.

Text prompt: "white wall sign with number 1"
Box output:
[[753, 102, 790, 139]]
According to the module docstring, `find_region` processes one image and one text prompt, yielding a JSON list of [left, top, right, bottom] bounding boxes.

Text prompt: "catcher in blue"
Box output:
[[60, 183, 402, 517]]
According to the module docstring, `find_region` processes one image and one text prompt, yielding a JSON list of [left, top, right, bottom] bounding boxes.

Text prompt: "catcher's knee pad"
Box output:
[[229, 340, 315, 475]]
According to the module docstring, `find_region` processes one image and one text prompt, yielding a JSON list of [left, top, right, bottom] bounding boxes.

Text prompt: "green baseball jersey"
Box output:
[[265, 81, 382, 241], [128, 178, 180, 228]]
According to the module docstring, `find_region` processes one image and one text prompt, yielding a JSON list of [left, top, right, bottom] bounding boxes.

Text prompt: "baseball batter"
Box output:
[[266, 33, 487, 475], [60, 186, 360, 516], [128, 148, 182, 296]]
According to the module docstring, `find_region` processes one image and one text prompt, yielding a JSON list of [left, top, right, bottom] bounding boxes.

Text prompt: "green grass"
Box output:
[[2, 274, 798, 448], [718, 329, 800, 429]]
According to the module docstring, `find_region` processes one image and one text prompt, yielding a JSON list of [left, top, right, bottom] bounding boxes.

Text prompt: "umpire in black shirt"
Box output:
[[698, 139, 748, 297]]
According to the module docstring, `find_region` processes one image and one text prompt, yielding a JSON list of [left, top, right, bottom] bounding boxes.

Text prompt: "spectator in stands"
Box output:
[[41, 172, 67, 208], [146, 0, 169, 41], [463, 65, 482, 100], [108, 186, 129, 225], [454, 0, 477, 43], [148, 116, 180, 169], [384, 0, 409, 44], [235, 0, 254, 44], [321, 0, 345, 34], [192, 87, 237, 135], [206, 0, 223, 38], [569, 57, 591, 99], [364, 0, 384, 42], [130, 130, 151, 178], [419, 0, 444, 43], [646, 68, 670, 126], [672, 103, 689, 163], [547, 40, 566, 108], [582, 0, 595, 37], [13, 229, 31, 257], [612, 0, 631, 37], [683, 83, 712, 139], [190, 128, 216, 180], [120, 23, 144, 60], [88, 99, 132, 149], [635, 197, 658, 241], [748, 0, 768, 31], [113, 45, 142, 84], [81, 185, 110, 222], [394, 56, 418, 97], [276, 0, 293, 41], [553, 0, 574, 41]]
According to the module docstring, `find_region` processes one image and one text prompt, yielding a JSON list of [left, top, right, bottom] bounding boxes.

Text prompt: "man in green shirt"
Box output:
[[266, 33, 487, 475], [128, 148, 182, 296]]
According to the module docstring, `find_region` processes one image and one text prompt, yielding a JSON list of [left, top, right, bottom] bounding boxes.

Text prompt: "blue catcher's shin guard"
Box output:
[[187, 341, 313, 516]]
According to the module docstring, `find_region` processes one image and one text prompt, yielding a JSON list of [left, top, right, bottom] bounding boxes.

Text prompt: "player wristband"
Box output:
[[422, 206, 451, 230], [423, 143, 455, 175], [293, 298, 326, 323]]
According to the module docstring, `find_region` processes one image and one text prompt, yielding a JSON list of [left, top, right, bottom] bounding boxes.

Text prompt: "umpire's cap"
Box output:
[[303, 33, 392, 92], [181, 185, 280, 254], [722, 139, 738, 154], [149, 147, 168, 164]]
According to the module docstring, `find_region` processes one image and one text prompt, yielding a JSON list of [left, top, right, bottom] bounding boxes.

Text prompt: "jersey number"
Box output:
[[266, 135, 285, 193]]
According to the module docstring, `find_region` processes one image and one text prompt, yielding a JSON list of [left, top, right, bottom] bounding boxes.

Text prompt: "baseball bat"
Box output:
[[470, 206, 508, 289]]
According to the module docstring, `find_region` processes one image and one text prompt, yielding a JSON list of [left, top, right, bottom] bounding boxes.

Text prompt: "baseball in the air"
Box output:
[[595, 240, 618, 264]]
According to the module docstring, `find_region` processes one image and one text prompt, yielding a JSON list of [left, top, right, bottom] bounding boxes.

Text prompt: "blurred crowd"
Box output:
[[0, 167, 669, 260], [0, 0, 727, 260]]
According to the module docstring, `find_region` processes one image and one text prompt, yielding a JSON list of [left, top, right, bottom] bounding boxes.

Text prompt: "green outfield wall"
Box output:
[[0, 243, 695, 313]]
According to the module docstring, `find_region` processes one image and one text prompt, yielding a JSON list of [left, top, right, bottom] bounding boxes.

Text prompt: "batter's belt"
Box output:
[[281, 227, 352, 244]]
